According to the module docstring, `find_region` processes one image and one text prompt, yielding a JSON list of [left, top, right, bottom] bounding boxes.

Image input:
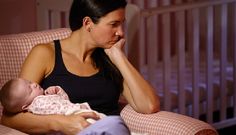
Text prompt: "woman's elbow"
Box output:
[[147, 100, 160, 113], [137, 99, 160, 114], [147, 95, 161, 113]]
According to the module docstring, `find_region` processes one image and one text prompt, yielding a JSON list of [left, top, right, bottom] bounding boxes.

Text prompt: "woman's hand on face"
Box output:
[[61, 112, 100, 135], [104, 38, 126, 64]]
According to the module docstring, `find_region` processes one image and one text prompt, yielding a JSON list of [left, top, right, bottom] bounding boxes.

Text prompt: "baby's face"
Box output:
[[17, 78, 44, 108]]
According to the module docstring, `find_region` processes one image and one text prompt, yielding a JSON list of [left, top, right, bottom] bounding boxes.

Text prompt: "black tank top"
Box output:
[[40, 40, 120, 115]]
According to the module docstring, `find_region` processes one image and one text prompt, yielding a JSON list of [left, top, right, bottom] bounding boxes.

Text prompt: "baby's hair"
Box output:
[[0, 78, 22, 113]]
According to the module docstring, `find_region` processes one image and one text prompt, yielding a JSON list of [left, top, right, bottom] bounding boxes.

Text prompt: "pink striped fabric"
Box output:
[[0, 28, 71, 88], [121, 105, 218, 135]]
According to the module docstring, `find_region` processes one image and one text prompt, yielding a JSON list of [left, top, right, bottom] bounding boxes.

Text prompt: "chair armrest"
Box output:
[[120, 105, 218, 135]]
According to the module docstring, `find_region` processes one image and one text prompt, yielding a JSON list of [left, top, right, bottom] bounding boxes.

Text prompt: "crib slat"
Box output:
[[173, 0, 186, 115], [233, 2, 236, 117], [187, 8, 200, 119], [135, 0, 145, 70], [175, 11, 186, 114], [162, 13, 171, 111], [36, 7, 49, 30], [146, 1, 158, 89], [219, 4, 228, 121], [186, 0, 199, 118], [125, 4, 141, 70], [65, 12, 70, 28], [205, 6, 214, 124], [139, 18, 145, 68], [50, 11, 61, 29], [158, 0, 171, 111], [146, 16, 157, 89], [60, 12, 66, 28]]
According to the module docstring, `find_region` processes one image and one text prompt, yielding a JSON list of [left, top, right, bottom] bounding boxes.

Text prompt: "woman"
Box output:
[[1, 0, 160, 134]]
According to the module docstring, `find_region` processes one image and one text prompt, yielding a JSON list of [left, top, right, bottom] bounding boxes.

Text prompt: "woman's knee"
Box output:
[[78, 116, 130, 135]]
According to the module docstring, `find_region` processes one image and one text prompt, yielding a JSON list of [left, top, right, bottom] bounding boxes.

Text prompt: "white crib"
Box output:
[[36, 0, 236, 130], [133, 0, 236, 130]]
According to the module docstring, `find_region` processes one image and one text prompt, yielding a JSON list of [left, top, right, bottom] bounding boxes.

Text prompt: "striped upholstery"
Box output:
[[0, 28, 71, 88], [0, 28, 218, 135], [121, 105, 218, 135]]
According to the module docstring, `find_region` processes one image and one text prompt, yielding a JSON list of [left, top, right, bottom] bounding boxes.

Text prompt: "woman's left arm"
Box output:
[[105, 39, 160, 114]]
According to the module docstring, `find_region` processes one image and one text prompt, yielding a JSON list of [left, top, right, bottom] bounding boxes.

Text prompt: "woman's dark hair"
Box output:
[[69, 0, 127, 92], [69, 0, 127, 30]]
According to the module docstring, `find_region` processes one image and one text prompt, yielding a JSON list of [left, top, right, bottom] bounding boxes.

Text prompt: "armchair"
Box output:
[[0, 28, 217, 135]]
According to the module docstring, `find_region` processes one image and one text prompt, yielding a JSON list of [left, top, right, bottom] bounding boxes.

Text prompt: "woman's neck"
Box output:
[[62, 29, 95, 63]]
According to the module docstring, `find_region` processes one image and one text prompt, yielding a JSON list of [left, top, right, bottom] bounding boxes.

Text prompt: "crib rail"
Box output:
[[141, 0, 236, 17], [134, 0, 236, 129]]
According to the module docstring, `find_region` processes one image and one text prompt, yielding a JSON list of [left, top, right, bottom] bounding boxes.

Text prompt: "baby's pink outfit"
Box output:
[[27, 86, 105, 122]]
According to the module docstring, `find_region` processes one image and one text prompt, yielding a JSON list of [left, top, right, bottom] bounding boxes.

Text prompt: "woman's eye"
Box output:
[[111, 23, 119, 27]]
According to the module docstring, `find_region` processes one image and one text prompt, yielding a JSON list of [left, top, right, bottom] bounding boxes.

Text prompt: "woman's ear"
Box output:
[[83, 16, 93, 32]]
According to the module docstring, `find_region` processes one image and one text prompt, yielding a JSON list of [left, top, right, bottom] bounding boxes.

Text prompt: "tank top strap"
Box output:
[[53, 40, 68, 74]]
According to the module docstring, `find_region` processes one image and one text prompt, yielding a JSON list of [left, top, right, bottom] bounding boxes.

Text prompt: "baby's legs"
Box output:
[[78, 116, 130, 135]]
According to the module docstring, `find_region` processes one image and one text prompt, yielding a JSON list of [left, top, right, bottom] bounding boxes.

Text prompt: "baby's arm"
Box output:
[[44, 86, 69, 100]]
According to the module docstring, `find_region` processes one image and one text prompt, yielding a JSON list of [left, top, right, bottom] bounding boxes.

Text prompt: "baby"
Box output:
[[0, 78, 105, 123]]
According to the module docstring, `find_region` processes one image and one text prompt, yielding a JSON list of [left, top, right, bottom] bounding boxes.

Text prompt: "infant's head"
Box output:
[[0, 78, 44, 113]]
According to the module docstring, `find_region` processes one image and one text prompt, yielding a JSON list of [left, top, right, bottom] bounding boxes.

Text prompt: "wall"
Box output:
[[0, 0, 37, 35]]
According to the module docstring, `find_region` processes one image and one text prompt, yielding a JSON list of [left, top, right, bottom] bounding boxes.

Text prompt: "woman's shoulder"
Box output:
[[30, 41, 55, 57]]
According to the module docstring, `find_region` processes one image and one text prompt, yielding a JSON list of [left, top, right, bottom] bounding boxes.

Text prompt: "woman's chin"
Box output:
[[103, 44, 114, 49]]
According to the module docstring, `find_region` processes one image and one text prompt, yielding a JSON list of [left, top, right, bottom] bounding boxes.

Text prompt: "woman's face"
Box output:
[[90, 8, 125, 48]]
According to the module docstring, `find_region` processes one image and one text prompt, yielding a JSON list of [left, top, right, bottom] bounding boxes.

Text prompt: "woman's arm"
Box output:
[[1, 111, 97, 134], [105, 39, 160, 114], [19, 44, 54, 83], [1, 111, 66, 134]]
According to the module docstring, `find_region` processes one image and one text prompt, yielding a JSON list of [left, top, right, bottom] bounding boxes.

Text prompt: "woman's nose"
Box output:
[[116, 26, 124, 37]]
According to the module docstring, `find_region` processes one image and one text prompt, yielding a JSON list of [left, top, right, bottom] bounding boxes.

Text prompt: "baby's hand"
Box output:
[[44, 86, 60, 95]]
